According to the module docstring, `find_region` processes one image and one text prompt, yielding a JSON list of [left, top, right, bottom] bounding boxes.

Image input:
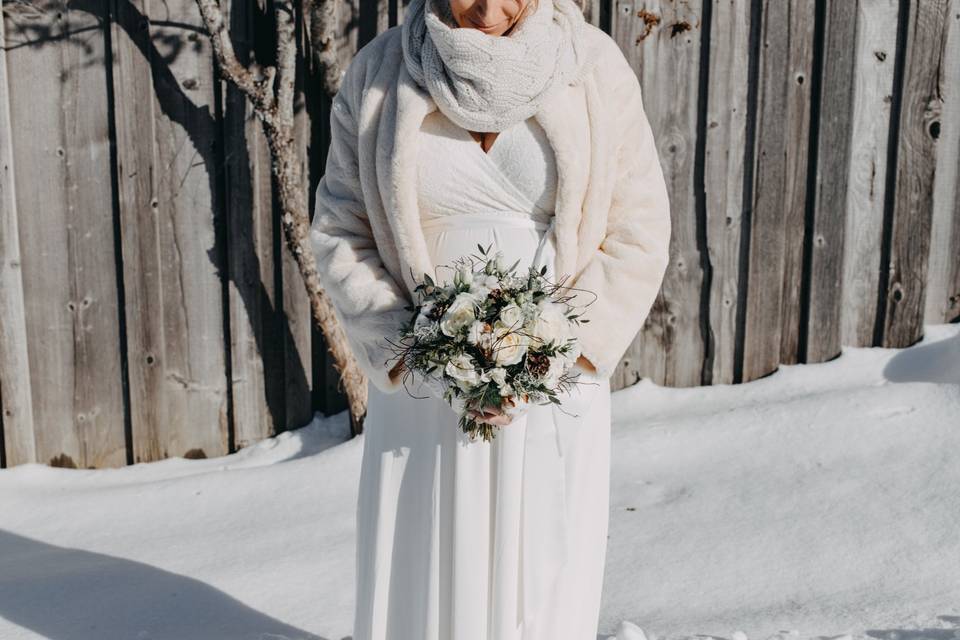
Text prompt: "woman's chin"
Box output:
[[463, 17, 511, 35]]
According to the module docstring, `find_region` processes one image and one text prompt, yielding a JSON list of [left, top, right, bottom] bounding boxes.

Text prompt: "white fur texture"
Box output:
[[310, 24, 672, 393]]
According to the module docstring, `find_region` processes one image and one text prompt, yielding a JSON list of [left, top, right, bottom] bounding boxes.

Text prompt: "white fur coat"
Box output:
[[309, 23, 671, 393]]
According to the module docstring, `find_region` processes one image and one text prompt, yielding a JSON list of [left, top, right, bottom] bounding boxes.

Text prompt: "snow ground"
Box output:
[[1, 324, 958, 640]]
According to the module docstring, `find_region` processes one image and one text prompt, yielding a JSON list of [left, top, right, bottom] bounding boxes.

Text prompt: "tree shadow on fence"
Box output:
[[0, 529, 330, 640], [56, 0, 321, 443]]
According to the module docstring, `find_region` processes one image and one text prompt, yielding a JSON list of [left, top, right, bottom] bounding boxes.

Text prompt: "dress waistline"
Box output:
[[420, 212, 557, 274], [420, 211, 552, 232]]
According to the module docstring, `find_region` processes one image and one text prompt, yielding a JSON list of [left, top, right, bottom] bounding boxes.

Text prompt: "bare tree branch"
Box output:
[[273, 0, 297, 129], [307, 0, 344, 97], [196, 0, 277, 124], [195, 0, 370, 434]]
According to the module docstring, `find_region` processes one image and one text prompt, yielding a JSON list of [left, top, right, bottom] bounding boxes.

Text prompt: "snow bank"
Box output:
[[1, 324, 957, 640]]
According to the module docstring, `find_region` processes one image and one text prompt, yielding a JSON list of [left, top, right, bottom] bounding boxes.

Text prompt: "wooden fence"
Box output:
[[1, 0, 958, 469]]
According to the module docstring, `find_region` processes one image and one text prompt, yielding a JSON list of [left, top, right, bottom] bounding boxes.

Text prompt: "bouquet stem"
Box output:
[[460, 415, 502, 443]]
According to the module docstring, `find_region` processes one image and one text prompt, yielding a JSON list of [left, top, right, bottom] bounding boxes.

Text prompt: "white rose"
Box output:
[[498, 302, 524, 330], [445, 353, 481, 390], [491, 321, 529, 366], [440, 293, 480, 337], [531, 301, 571, 346]]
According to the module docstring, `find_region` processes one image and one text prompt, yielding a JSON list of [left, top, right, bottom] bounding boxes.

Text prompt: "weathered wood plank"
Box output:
[[0, 0, 37, 467], [742, 0, 814, 381], [806, 0, 858, 363], [702, 0, 751, 385], [775, 0, 816, 368], [881, 0, 952, 346], [741, 0, 789, 381], [110, 0, 229, 462], [220, 0, 286, 448], [3, 0, 126, 468], [925, 3, 960, 324], [611, 0, 706, 388], [839, 0, 898, 347]]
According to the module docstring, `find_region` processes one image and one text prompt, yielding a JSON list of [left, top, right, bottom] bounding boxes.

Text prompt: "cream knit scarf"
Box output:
[[401, 0, 592, 132]]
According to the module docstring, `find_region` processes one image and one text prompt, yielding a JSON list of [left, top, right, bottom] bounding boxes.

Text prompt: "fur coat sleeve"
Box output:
[[309, 56, 412, 394], [566, 45, 672, 379]]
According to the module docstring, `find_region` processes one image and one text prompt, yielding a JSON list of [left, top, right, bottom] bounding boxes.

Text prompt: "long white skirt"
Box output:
[[355, 212, 612, 640]]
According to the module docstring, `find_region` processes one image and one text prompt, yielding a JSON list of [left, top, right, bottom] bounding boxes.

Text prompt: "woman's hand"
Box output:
[[467, 403, 516, 427], [575, 354, 597, 373], [465, 356, 597, 427], [388, 360, 406, 383]]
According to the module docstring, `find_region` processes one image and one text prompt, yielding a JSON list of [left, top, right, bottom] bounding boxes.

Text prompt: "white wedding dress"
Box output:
[[355, 109, 612, 640]]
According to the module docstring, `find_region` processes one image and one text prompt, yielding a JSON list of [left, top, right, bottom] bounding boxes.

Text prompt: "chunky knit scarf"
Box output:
[[401, 0, 592, 132]]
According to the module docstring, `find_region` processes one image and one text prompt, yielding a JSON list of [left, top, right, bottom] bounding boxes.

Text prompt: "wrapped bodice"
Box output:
[[416, 110, 558, 225]]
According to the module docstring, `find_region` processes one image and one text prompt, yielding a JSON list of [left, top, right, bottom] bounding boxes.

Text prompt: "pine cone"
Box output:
[[525, 351, 551, 377]]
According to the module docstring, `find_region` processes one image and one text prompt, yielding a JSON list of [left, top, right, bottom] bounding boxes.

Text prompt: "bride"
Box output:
[[309, 0, 671, 636]]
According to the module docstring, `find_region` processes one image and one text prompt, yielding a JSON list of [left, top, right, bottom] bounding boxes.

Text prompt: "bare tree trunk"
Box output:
[[306, 0, 345, 98], [196, 0, 368, 434]]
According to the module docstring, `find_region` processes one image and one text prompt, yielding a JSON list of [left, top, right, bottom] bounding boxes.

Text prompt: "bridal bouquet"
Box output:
[[386, 243, 593, 442]]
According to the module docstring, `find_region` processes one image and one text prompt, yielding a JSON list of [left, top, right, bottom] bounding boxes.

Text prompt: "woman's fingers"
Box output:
[[467, 404, 515, 426], [485, 413, 513, 426]]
